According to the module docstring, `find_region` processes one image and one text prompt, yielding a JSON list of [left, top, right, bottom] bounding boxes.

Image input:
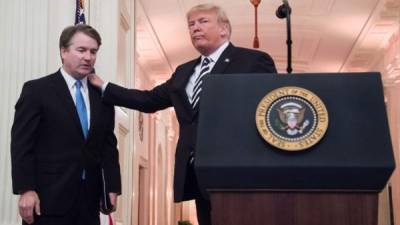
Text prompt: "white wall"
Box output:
[[0, 1, 74, 224], [0, 0, 127, 224]]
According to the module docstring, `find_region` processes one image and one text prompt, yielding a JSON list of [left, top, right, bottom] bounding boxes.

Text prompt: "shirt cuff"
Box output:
[[102, 82, 109, 94]]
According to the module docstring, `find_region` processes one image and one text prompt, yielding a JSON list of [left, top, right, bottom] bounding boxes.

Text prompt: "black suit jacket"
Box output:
[[11, 71, 121, 216], [103, 43, 276, 202]]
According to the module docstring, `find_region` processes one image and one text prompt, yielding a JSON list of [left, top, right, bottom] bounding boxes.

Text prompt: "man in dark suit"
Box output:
[[89, 3, 276, 225], [11, 24, 121, 225]]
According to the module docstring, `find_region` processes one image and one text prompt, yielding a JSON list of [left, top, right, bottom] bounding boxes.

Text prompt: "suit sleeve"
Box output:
[[252, 52, 277, 74], [11, 82, 41, 194], [103, 78, 173, 113], [102, 106, 122, 194]]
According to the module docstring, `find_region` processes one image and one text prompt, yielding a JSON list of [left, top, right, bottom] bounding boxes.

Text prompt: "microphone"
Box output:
[[276, 0, 293, 74], [276, 0, 291, 19]]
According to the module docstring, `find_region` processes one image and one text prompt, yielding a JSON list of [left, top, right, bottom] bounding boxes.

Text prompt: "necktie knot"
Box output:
[[76, 80, 82, 89], [202, 57, 211, 67]]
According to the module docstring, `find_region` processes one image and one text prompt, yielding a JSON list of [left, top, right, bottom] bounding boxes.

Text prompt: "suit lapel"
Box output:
[[87, 84, 101, 141], [175, 57, 201, 117], [50, 71, 85, 140], [191, 44, 236, 118], [210, 43, 235, 74], [176, 44, 236, 119]]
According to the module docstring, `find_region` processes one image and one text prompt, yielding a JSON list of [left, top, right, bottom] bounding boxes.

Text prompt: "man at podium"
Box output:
[[89, 3, 277, 225]]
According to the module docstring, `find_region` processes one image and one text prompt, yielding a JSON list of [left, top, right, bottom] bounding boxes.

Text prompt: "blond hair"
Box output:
[[186, 3, 232, 38]]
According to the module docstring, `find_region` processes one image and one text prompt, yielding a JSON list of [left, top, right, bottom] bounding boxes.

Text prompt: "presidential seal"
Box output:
[[255, 87, 329, 151]]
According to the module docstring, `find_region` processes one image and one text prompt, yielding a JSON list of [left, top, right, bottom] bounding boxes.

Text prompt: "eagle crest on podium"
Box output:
[[255, 87, 329, 151], [277, 102, 309, 136]]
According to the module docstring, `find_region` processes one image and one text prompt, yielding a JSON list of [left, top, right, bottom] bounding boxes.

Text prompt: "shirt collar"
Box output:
[[60, 67, 88, 92], [202, 41, 230, 63]]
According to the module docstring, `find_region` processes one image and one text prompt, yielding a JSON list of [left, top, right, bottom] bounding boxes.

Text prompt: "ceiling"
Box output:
[[135, 0, 400, 83]]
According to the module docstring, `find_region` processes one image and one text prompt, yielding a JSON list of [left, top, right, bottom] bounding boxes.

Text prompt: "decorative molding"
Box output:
[[166, 110, 177, 142], [383, 31, 400, 86], [341, 0, 400, 76], [139, 112, 145, 142], [119, 0, 131, 32], [136, 0, 173, 81]]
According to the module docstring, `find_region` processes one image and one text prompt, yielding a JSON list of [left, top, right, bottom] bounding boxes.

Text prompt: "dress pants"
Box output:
[[22, 180, 100, 225], [195, 196, 212, 225], [186, 161, 212, 225]]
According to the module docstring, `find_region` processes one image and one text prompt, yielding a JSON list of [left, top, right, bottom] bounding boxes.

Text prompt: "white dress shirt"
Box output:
[[60, 67, 91, 128], [185, 41, 230, 100], [100, 41, 231, 104]]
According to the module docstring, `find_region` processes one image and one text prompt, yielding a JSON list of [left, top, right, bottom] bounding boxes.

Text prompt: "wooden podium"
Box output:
[[194, 73, 395, 225], [210, 192, 377, 225]]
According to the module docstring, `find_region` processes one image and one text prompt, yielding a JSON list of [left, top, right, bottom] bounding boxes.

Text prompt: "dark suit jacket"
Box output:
[[103, 43, 277, 202], [11, 71, 121, 216]]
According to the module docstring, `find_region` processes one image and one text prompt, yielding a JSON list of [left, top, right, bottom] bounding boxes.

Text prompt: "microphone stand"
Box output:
[[276, 0, 292, 74]]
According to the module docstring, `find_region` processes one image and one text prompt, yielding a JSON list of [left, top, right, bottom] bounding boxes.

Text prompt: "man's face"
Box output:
[[61, 32, 98, 79], [188, 10, 228, 56]]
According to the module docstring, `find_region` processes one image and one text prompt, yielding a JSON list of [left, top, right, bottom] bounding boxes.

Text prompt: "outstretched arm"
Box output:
[[88, 74, 173, 113]]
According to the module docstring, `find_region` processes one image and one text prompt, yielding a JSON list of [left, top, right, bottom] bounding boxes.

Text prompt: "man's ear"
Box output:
[[60, 47, 67, 60], [220, 23, 229, 38]]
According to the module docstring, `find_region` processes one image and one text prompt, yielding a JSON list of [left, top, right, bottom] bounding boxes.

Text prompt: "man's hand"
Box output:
[[18, 190, 40, 224], [109, 192, 118, 212], [87, 74, 105, 89]]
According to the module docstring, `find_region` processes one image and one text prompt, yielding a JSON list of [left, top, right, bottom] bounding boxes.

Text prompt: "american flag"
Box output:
[[75, 0, 86, 24], [74, 1, 115, 225]]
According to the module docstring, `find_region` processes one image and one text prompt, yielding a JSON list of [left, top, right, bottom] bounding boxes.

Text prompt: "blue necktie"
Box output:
[[75, 80, 88, 180], [75, 80, 88, 139]]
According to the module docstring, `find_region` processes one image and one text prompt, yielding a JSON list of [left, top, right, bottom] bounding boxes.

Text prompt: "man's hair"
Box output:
[[59, 24, 101, 49], [186, 3, 232, 39]]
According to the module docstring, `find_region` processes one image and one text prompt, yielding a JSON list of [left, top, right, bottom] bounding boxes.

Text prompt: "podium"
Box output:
[[194, 73, 395, 225]]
